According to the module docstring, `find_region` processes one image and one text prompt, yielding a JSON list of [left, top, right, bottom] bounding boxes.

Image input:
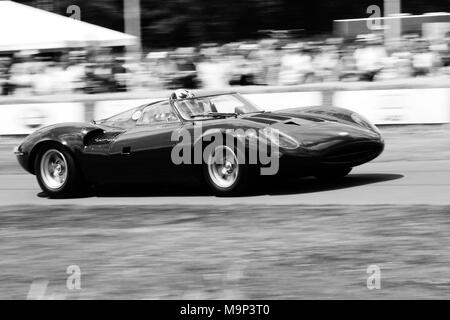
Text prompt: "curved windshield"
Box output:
[[103, 106, 141, 123], [172, 93, 261, 120]]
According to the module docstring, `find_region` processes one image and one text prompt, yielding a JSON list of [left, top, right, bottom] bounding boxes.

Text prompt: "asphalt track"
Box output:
[[2, 124, 450, 206], [0, 159, 448, 206]]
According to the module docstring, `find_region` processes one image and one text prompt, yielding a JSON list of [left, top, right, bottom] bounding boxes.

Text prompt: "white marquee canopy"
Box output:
[[0, 1, 137, 51]]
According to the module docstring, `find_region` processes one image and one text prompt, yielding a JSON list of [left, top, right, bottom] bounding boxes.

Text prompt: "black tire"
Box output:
[[203, 143, 248, 196], [34, 144, 85, 198], [314, 167, 352, 181]]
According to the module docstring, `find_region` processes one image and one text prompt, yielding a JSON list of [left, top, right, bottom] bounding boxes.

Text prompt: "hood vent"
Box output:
[[251, 113, 291, 121], [243, 117, 277, 125], [284, 120, 301, 126]]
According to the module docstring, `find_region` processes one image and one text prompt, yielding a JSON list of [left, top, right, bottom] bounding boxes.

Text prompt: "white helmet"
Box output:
[[170, 89, 195, 101]]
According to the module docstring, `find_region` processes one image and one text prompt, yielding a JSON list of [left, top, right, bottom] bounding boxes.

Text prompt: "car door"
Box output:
[[108, 101, 186, 182]]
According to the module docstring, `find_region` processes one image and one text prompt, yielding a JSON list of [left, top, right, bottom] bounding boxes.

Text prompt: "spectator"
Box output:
[[412, 46, 436, 76], [353, 41, 387, 81], [2, 33, 450, 96]]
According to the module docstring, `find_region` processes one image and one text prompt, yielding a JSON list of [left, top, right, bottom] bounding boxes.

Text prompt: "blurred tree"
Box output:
[[140, 0, 284, 47], [14, 0, 450, 49]]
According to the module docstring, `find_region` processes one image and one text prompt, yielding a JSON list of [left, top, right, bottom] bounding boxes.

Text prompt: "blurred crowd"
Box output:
[[2, 34, 450, 96]]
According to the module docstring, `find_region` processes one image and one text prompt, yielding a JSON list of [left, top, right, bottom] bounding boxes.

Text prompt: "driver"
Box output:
[[170, 89, 195, 101], [170, 89, 208, 116]]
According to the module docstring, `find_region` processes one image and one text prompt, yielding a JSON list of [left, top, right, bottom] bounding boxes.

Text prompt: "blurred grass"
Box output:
[[1, 205, 449, 299], [2, 124, 450, 174]]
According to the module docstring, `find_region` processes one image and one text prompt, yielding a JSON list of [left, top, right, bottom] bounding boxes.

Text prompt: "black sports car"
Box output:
[[14, 90, 384, 197]]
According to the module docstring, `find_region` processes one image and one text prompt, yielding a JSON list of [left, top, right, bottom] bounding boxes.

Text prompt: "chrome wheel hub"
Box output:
[[208, 146, 239, 189], [40, 149, 68, 190]]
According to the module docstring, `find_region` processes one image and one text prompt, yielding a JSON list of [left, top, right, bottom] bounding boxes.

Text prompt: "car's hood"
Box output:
[[240, 110, 381, 148], [242, 111, 327, 128]]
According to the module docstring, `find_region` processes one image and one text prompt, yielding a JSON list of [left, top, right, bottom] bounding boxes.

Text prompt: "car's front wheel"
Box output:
[[35, 145, 85, 198], [203, 144, 248, 196]]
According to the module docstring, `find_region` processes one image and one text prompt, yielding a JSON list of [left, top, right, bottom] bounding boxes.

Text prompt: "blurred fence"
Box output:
[[1, 79, 450, 135]]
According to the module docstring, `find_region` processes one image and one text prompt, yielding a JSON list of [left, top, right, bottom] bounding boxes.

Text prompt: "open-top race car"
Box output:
[[14, 89, 384, 197]]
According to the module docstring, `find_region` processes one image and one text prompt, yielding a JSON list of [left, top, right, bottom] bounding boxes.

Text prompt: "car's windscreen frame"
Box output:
[[170, 93, 261, 121], [136, 100, 182, 126]]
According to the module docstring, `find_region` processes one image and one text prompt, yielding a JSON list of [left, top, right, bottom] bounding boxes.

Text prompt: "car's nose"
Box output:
[[13, 145, 24, 156], [277, 121, 381, 148]]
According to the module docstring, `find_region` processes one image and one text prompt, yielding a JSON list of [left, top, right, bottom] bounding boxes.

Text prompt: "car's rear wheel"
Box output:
[[35, 145, 85, 198], [203, 144, 248, 196], [314, 167, 352, 181]]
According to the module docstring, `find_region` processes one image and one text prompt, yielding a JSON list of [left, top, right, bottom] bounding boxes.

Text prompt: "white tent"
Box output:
[[0, 1, 137, 51]]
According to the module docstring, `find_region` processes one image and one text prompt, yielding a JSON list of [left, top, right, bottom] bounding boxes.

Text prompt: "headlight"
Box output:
[[260, 127, 299, 149], [351, 113, 380, 134], [13, 145, 24, 156]]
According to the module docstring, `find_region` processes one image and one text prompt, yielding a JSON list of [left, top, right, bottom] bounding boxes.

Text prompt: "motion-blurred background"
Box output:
[[1, 0, 450, 95]]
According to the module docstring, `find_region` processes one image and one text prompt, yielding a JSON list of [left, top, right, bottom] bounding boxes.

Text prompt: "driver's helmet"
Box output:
[[170, 89, 195, 101]]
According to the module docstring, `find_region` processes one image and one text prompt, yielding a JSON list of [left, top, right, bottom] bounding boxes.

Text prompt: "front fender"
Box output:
[[16, 123, 103, 173]]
